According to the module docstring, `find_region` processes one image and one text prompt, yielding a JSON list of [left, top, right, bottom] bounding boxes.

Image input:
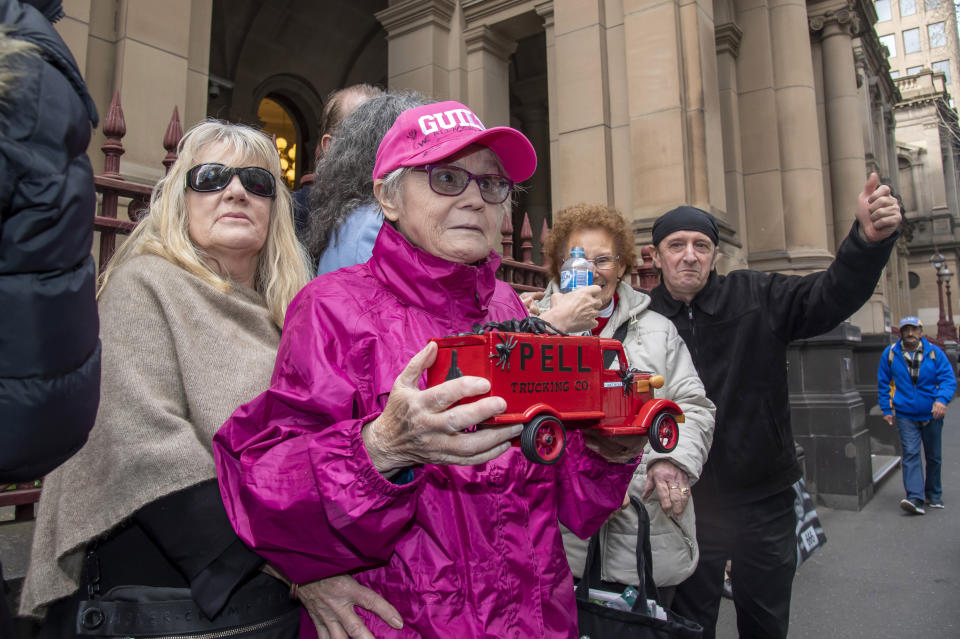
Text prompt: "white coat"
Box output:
[[542, 280, 716, 587]]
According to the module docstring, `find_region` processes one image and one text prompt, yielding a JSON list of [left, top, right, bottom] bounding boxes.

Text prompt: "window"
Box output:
[[924, 0, 941, 9], [907, 65, 925, 74], [257, 97, 300, 189], [928, 22, 947, 47], [901, 0, 917, 14], [933, 60, 951, 82], [880, 34, 897, 57], [890, 70, 901, 78], [904, 27, 921, 53], [876, 0, 892, 20]]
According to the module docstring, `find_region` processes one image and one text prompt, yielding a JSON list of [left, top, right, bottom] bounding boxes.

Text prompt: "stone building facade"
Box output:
[[52, 0, 914, 508], [891, 71, 960, 335], [895, 71, 960, 338]]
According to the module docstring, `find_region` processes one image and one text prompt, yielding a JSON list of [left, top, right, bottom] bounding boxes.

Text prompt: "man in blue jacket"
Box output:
[[879, 316, 956, 515]]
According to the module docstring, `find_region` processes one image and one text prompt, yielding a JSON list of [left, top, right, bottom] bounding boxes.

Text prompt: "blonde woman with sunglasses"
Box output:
[[21, 120, 311, 638]]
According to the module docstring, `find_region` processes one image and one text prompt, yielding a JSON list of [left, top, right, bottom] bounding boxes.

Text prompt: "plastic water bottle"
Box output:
[[560, 246, 593, 293]]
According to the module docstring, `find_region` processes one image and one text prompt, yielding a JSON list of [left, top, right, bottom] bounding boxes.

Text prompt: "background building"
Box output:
[[52, 0, 922, 509], [893, 71, 960, 331], [872, 0, 960, 335], [874, 0, 960, 100]]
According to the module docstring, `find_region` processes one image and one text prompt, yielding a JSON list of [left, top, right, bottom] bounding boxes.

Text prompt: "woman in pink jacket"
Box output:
[[214, 101, 643, 638]]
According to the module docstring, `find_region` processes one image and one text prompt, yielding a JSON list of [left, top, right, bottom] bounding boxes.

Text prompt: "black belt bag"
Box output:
[[76, 573, 299, 638]]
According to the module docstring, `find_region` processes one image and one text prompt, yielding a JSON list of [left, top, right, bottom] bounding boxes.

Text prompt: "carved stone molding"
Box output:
[[808, 5, 861, 37], [462, 0, 532, 23], [464, 24, 518, 60], [375, 0, 456, 39], [534, 1, 554, 29], [715, 22, 743, 58]]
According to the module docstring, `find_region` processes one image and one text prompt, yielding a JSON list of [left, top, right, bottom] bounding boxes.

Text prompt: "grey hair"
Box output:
[[305, 91, 430, 264], [377, 166, 412, 208]]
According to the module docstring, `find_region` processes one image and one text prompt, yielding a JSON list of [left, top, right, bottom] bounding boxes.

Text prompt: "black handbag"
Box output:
[[576, 497, 703, 639]]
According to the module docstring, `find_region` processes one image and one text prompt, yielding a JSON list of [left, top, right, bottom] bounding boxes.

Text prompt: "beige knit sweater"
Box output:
[[20, 254, 282, 616]]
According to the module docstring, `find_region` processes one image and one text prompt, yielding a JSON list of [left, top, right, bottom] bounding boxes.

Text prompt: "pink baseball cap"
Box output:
[[372, 100, 537, 183]]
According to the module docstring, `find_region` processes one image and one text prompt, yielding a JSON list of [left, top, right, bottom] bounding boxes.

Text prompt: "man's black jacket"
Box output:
[[649, 223, 897, 507], [0, 0, 100, 481]]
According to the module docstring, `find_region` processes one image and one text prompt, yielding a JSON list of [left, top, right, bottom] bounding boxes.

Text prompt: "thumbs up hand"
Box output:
[[856, 172, 902, 243]]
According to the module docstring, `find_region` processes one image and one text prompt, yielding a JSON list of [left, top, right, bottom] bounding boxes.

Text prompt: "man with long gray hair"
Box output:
[[306, 91, 429, 273]]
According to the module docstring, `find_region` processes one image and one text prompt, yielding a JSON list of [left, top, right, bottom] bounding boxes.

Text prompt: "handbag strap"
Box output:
[[574, 530, 603, 603], [602, 320, 630, 368], [631, 496, 660, 605], [574, 497, 658, 613]]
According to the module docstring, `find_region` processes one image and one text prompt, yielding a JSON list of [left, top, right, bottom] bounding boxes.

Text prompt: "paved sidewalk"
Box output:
[[717, 409, 960, 638]]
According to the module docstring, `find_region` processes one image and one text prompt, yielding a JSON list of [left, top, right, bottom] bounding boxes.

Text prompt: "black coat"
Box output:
[[0, 0, 100, 481], [649, 223, 897, 507]]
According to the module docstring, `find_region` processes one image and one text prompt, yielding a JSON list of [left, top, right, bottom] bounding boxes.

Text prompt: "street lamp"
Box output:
[[930, 251, 957, 341]]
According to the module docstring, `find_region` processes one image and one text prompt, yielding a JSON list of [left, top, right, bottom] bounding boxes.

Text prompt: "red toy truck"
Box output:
[[426, 329, 683, 465]]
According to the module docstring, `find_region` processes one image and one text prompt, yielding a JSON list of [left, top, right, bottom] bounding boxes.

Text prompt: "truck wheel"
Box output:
[[521, 415, 566, 465], [649, 413, 679, 453]]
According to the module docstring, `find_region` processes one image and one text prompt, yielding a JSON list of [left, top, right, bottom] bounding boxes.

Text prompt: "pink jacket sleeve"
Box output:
[[554, 432, 638, 539], [213, 291, 421, 584]]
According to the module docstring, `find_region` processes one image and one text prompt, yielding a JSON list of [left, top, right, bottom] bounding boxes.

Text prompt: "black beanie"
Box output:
[[652, 206, 719, 247]]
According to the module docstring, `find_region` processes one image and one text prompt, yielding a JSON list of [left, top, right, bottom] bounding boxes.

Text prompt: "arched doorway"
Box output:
[[208, 0, 388, 186], [258, 96, 302, 189]]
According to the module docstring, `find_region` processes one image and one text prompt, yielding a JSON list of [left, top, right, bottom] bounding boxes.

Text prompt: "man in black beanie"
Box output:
[[647, 174, 902, 639]]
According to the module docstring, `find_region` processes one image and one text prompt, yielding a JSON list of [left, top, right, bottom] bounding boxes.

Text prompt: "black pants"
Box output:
[[672, 487, 797, 639]]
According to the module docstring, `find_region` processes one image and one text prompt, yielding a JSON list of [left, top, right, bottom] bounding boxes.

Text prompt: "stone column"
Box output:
[[885, 108, 899, 194], [768, 0, 831, 269], [911, 151, 929, 217], [60, 0, 211, 180], [923, 119, 949, 215], [810, 5, 868, 249], [734, 0, 786, 258], [516, 103, 552, 260], [941, 124, 960, 217], [811, 37, 837, 251], [464, 25, 516, 127], [622, 0, 726, 220], [376, 0, 456, 98], [549, 0, 614, 208], [715, 22, 748, 269], [855, 49, 880, 177], [535, 2, 560, 213]]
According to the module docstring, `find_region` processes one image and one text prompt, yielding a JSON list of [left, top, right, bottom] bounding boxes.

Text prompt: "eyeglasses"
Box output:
[[586, 255, 620, 271], [413, 164, 514, 204], [186, 163, 277, 199]]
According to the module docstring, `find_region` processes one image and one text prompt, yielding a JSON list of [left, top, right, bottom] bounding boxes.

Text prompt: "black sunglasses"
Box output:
[[186, 163, 277, 199], [412, 164, 514, 204]]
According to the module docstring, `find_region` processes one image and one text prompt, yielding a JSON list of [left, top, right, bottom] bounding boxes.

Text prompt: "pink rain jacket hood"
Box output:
[[214, 223, 635, 638]]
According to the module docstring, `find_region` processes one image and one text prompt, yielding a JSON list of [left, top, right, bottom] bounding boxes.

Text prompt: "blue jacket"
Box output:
[[315, 202, 383, 276], [878, 337, 956, 420]]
